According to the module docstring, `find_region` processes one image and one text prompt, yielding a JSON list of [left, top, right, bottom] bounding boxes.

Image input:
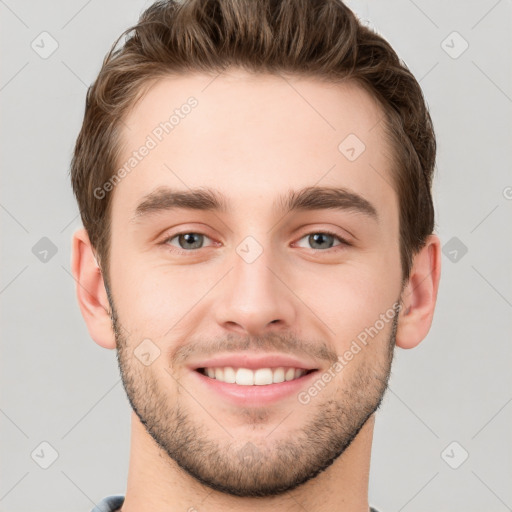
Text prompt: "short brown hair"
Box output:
[[70, 0, 436, 286]]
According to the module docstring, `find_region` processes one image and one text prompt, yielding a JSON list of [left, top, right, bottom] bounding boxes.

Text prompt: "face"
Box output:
[[106, 69, 403, 497]]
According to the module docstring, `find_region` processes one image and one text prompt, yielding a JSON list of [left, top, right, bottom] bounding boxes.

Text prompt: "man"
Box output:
[[70, 0, 441, 511]]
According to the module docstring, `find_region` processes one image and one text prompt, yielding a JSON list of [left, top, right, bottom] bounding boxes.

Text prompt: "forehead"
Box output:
[[112, 69, 396, 222]]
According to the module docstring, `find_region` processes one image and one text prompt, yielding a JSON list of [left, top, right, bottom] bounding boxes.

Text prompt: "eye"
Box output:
[[163, 232, 215, 252], [294, 231, 349, 251], [161, 229, 350, 255]]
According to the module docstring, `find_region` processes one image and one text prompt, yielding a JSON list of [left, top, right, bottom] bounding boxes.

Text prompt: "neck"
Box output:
[[120, 411, 375, 512]]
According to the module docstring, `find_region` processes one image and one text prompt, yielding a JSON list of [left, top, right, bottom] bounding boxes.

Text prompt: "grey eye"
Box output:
[[295, 232, 343, 250], [167, 233, 213, 250]]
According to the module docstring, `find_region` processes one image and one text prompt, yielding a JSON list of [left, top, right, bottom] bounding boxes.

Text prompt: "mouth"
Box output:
[[188, 354, 321, 406], [196, 366, 317, 385], [188, 352, 320, 407]]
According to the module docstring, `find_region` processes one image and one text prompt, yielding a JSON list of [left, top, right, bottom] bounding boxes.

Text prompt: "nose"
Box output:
[[212, 245, 297, 337]]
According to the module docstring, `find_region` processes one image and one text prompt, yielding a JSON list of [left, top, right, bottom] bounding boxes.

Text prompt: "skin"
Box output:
[[72, 69, 441, 512]]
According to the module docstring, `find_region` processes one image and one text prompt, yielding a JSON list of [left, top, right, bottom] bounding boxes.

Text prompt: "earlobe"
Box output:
[[71, 228, 116, 350], [395, 234, 441, 349]]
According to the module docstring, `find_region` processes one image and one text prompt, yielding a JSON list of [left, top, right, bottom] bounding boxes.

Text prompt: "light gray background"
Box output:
[[1, 1, 511, 511]]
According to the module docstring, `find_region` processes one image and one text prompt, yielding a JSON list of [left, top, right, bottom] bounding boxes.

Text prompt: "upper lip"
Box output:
[[189, 353, 320, 371]]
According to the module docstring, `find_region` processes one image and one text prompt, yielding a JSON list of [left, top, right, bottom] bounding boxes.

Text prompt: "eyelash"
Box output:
[[161, 229, 351, 256]]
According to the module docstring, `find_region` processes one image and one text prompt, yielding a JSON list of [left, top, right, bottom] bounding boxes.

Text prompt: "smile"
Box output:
[[197, 366, 316, 385]]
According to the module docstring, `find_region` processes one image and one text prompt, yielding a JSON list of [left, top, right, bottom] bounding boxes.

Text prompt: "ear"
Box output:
[[71, 228, 116, 350], [396, 234, 441, 349]]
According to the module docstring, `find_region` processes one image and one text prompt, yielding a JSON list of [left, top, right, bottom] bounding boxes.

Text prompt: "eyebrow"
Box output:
[[131, 185, 378, 222]]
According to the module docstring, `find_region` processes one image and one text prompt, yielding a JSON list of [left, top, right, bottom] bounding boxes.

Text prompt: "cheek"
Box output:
[[306, 256, 401, 351], [108, 208, 402, 346], [109, 251, 215, 336]]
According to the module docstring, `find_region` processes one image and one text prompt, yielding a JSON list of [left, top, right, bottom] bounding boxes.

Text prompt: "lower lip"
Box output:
[[191, 369, 320, 406]]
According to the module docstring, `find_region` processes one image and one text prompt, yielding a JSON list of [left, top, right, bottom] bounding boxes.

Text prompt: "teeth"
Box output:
[[223, 366, 236, 383], [236, 368, 254, 385], [273, 367, 285, 383], [201, 366, 309, 385], [254, 368, 272, 385]]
